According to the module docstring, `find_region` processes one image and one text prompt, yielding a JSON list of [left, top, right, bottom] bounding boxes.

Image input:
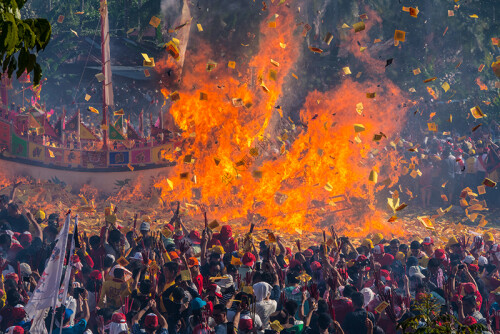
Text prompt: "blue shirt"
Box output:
[[52, 319, 87, 334]]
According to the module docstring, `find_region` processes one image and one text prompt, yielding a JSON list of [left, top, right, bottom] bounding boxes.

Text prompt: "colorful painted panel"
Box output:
[[63, 149, 81, 165], [82, 151, 107, 168], [28, 142, 45, 161], [11, 133, 28, 157], [45, 147, 64, 164], [151, 144, 174, 163], [131, 149, 151, 164], [0, 121, 10, 150], [109, 151, 129, 165]]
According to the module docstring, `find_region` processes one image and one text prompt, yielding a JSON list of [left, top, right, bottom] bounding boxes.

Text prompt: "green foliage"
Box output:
[[0, 0, 51, 85], [398, 294, 485, 333]]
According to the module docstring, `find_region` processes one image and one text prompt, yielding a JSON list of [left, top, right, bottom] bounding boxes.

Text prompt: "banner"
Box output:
[[82, 151, 107, 168], [28, 142, 45, 161], [109, 151, 129, 165], [25, 214, 71, 318], [11, 133, 28, 157], [57, 216, 77, 308], [127, 123, 141, 140], [108, 123, 125, 141], [45, 147, 64, 164], [65, 112, 79, 132], [63, 149, 81, 165], [80, 123, 99, 141], [131, 149, 151, 164], [151, 144, 174, 163], [0, 120, 10, 150]]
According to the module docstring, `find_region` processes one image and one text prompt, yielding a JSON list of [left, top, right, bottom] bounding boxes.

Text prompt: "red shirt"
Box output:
[[193, 274, 203, 295], [332, 297, 353, 324]]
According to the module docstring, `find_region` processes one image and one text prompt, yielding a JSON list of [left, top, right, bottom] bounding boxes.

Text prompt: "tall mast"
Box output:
[[100, 0, 113, 150]]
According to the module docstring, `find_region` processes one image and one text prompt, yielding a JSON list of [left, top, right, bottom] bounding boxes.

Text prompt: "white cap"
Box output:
[[409, 266, 425, 279], [478, 256, 488, 267], [131, 252, 143, 261], [464, 255, 475, 264]]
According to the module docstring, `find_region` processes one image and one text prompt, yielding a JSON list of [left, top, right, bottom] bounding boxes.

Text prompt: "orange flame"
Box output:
[[153, 4, 409, 236]]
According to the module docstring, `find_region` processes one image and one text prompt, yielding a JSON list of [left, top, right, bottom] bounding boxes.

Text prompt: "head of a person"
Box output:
[[462, 295, 477, 315], [427, 258, 441, 274], [6, 289, 22, 306], [43, 225, 58, 244], [144, 313, 159, 333], [0, 233, 11, 251], [7, 203, 20, 217], [212, 304, 227, 325], [208, 261, 221, 276], [351, 291, 365, 309], [0, 195, 10, 208], [343, 285, 357, 299], [410, 241, 421, 257], [113, 268, 124, 280], [284, 300, 298, 317], [422, 237, 434, 255], [139, 280, 152, 295], [89, 235, 100, 250], [164, 261, 179, 281], [390, 239, 400, 254], [139, 222, 150, 237], [317, 313, 332, 332], [108, 229, 122, 248]]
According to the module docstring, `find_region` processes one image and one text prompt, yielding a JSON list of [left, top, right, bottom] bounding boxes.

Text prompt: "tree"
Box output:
[[0, 0, 51, 85]]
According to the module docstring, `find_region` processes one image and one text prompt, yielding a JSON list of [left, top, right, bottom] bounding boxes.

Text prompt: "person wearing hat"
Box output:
[[140, 222, 151, 238], [188, 257, 203, 295], [109, 313, 128, 334], [98, 267, 132, 309], [131, 299, 168, 334], [421, 237, 435, 258], [483, 232, 495, 250]]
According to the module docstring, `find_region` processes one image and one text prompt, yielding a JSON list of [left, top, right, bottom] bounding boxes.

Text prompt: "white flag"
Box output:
[[25, 214, 72, 318], [56, 216, 77, 308]]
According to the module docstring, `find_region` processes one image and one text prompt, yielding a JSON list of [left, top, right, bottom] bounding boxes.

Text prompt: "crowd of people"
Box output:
[[394, 129, 500, 209], [0, 187, 499, 334]]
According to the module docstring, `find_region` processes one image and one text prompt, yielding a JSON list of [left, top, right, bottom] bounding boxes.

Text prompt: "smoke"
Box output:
[[161, 0, 181, 16]]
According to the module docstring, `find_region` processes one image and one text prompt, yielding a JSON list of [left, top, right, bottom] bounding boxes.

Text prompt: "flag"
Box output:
[[108, 123, 125, 140], [43, 117, 59, 139], [79, 123, 99, 141], [65, 112, 79, 132], [114, 115, 123, 132], [127, 121, 141, 140], [54, 110, 65, 137], [57, 216, 77, 308], [25, 214, 72, 318], [28, 114, 42, 129], [11, 133, 28, 157]]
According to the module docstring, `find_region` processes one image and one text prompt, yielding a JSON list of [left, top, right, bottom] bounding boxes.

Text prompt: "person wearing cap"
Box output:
[[98, 267, 132, 309], [108, 313, 128, 334], [188, 257, 203, 295], [252, 281, 277, 330], [140, 222, 151, 238], [484, 232, 495, 251], [212, 225, 238, 254], [373, 244, 394, 268], [421, 237, 435, 258], [132, 300, 168, 334]]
